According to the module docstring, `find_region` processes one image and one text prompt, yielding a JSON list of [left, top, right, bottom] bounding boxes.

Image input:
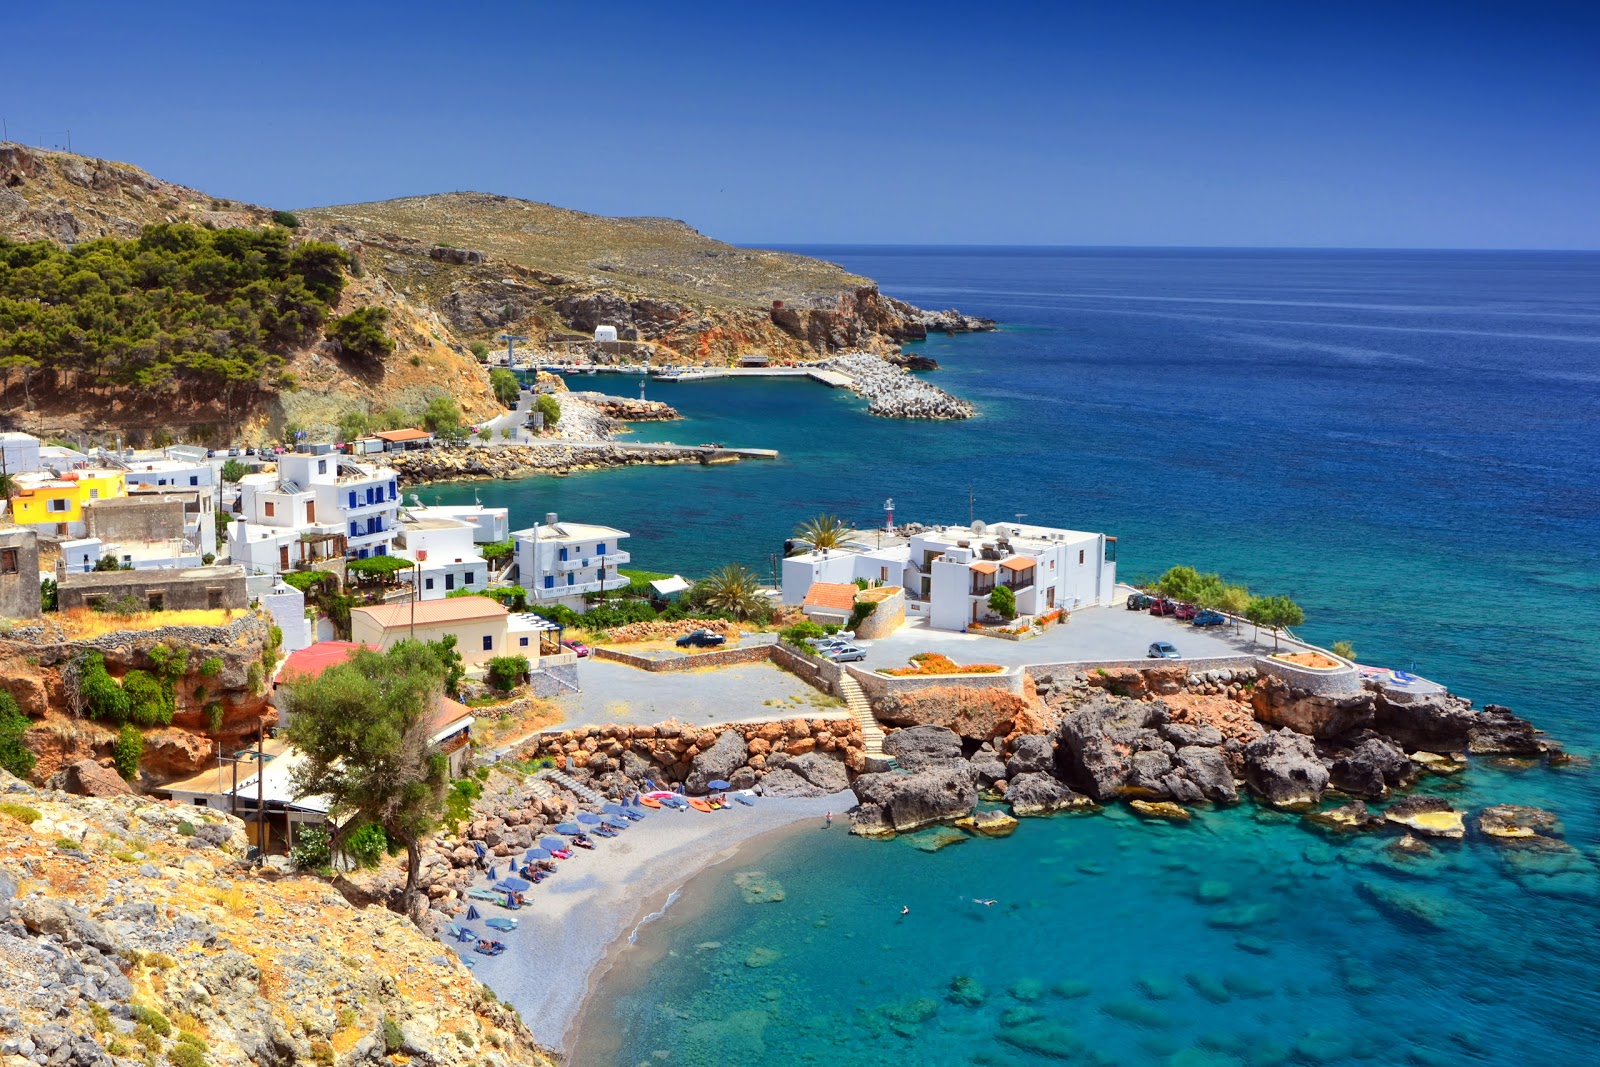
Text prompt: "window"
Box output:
[[519, 636, 529, 647], [265, 501, 276, 518], [317, 459, 327, 475], [48, 498, 69, 513], [482, 635, 493, 652], [597, 543, 606, 555], [464, 571, 475, 585], [189, 476, 199, 486], [147, 592, 164, 611], [544, 576, 554, 589], [207, 589, 223, 609], [1078, 549, 1085, 565], [88, 489, 99, 500], [425, 577, 435, 590], [559, 547, 568, 562], [880, 566, 889, 582], [193, 798, 207, 806], [445, 574, 455, 591], [0, 549, 16, 574]]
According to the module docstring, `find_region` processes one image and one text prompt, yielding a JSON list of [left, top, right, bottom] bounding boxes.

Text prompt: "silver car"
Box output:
[[826, 644, 868, 663], [1148, 641, 1181, 659]]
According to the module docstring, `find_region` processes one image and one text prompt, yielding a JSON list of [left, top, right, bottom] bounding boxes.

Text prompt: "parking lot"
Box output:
[[849, 605, 1270, 672], [548, 658, 846, 731]]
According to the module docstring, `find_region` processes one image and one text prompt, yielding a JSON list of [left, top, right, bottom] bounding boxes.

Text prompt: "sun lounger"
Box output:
[[734, 792, 755, 806], [467, 888, 505, 902]]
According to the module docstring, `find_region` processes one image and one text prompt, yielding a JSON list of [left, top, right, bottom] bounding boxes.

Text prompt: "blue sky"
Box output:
[[8, 1, 1599, 247]]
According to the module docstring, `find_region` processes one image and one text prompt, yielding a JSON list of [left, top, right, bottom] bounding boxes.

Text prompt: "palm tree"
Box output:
[[700, 563, 765, 620], [792, 513, 847, 553]]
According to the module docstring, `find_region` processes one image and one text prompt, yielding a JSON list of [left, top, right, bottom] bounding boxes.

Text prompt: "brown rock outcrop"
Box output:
[[876, 685, 1050, 743]]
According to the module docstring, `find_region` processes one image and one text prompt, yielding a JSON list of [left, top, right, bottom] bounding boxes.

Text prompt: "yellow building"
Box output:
[[9, 468, 128, 533]]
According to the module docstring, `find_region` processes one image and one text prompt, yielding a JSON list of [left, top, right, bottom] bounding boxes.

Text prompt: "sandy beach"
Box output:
[[452, 789, 851, 1052]]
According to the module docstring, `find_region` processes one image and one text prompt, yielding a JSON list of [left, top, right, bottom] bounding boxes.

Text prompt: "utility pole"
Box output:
[[255, 725, 266, 860]]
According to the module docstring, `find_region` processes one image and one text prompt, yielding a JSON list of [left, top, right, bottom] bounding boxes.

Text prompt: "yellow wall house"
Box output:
[[9, 469, 127, 535], [349, 595, 513, 667]]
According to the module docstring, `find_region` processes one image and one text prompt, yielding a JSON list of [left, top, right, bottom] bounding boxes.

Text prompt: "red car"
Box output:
[[562, 639, 590, 658], [1174, 603, 1197, 621], [1148, 598, 1177, 617]]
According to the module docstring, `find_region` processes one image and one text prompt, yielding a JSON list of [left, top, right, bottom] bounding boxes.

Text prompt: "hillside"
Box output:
[[0, 772, 555, 1067], [0, 144, 500, 445]]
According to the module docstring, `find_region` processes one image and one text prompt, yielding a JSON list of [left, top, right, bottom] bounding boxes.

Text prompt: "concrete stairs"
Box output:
[[537, 768, 606, 806], [839, 673, 897, 771]]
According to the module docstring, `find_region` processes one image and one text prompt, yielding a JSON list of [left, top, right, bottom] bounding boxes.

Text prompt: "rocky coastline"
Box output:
[[824, 353, 977, 420], [382, 441, 753, 486]]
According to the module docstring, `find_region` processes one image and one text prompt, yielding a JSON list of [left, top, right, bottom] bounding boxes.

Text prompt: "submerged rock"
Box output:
[[1304, 799, 1384, 833], [732, 870, 787, 904], [1409, 750, 1467, 776], [955, 810, 1019, 837], [947, 974, 987, 1007], [1130, 800, 1192, 823], [999, 1018, 1086, 1059], [901, 826, 970, 852], [1476, 804, 1561, 841], [1384, 796, 1465, 839]]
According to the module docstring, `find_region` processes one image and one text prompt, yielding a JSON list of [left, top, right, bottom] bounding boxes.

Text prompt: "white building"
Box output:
[[400, 500, 510, 544], [60, 536, 203, 573], [392, 514, 488, 600], [0, 432, 42, 475], [781, 519, 1117, 632], [229, 446, 401, 576], [511, 512, 630, 609]]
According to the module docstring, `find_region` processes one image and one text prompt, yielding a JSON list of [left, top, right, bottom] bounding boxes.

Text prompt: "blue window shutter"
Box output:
[[482, 635, 493, 651], [544, 576, 554, 589]]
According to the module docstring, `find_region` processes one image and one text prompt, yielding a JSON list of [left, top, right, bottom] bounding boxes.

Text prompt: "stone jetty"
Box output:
[[823, 353, 977, 420]]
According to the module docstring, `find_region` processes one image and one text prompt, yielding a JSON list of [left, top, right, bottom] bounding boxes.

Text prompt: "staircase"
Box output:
[[538, 768, 606, 806], [839, 672, 896, 770], [524, 777, 557, 802]]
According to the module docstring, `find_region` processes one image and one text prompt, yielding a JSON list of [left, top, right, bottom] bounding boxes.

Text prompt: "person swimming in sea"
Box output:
[[900, 905, 910, 916], [973, 898, 998, 907]]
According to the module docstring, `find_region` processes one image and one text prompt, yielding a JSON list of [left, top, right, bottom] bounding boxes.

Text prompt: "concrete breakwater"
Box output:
[[383, 441, 776, 485], [823, 353, 976, 419]]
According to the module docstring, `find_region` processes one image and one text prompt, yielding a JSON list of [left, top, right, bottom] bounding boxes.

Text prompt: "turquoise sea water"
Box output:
[[428, 249, 1600, 1064]]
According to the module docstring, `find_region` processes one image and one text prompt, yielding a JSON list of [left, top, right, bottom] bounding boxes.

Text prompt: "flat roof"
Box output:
[[352, 595, 507, 629], [372, 428, 434, 442], [512, 520, 629, 541]]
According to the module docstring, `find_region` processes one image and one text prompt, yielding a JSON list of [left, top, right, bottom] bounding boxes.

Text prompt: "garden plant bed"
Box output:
[[1271, 651, 1343, 670], [880, 652, 1005, 677]]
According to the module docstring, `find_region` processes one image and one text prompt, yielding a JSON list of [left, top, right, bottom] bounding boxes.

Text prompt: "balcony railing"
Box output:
[[534, 576, 629, 598], [557, 550, 631, 570]]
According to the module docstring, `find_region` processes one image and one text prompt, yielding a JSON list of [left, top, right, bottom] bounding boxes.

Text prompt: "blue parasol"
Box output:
[[525, 848, 550, 860], [465, 905, 480, 920], [707, 779, 732, 791], [472, 841, 487, 858], [577, 812, 602, 824], [484, 917, 517, 932], [498, 877, 531, 892], [602, 817, 628, 829], [540, 837, 567, 851], [602, 802, 628, 816], [555, 822, 582, 835], [487, 866, 499, 880]]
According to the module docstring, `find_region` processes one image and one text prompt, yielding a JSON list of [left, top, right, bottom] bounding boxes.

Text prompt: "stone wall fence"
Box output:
[[592, 642, 776, 673], [1254, 655, 1363, 698], [847, 664, 1025, 701]]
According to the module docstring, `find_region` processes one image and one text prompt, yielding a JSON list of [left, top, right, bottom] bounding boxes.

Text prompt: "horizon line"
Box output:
[[745, 242, 1600, 254]]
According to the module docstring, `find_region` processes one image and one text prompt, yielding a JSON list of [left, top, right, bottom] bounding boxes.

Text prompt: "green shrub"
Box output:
[[271, 210, 301, 229], [326, 305, 394, 363], [310, 1041, 334, 1066], [246, 662, 264, 694], [122, 669, 174, 727], [0, 802, 42, 824], [177, 821, 196, 836], [199, 657, 224, 677], [168, 1041, 206, 1067], [89, 1002, 113, 1033], [80, 652, 129, 723], [453, 1029, 475, 1047], [423, 396, 467, 442], [346, 822, 389, 868], [219, 459, 247, 483], [134, 1023, 160, 1051], [779, 621, 825, 646], [113, 724, 144, 781], [55, 837, 80, 851], [988, 585, 1016, 621], [468, 340, 489, 361], [847, 599, 877, 632], [489, 368, 520, 407], [382, 1016, 404, 1054], [444, 778, 482, 832], [0, 692, 36, 779], [485, 655, 529, 692], [131, 1005, 172, 1037], [205, 702, 225, 734], [289, 825, 332, 872]]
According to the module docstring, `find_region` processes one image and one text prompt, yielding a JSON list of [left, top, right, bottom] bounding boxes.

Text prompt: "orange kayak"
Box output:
[[639, 796, 661, 809], [689, 798, 713, 813]]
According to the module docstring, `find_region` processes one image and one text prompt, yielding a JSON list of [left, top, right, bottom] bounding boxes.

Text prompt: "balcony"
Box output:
[[347, 528, 395, 549], [557, 550, 630, 570], [342, 496, 397, 518], [534, 576, 628, 598]]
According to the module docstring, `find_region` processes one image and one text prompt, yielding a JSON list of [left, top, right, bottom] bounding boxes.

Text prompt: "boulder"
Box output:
[[1173, 745, 1238, 804], [1327, 736, 1414, 799], [850, 765, 978, 835], [1005, 772, 1094, 816], [1130, 800, 1191, 822], [1251, 675, 1375, 738], [1241, 729, 1329, 807], [1384, 795, 1465, 839], [1005, 734, 1055, 778], [684, 730, 748, 794], [875, 685, 1038, 741], [1159, 722, 1225, 747], [954, 810, 1018, 837], [1305, 800, 1385, 832], [882, 725, 966, 771], [782, 752, 850, 794], [1055, 695, 1168, 800], [63, 759, 132, 798], [1476, 804, 1560, 841], [969, 744, 1007, 785], [1373, 693, 1543, 756]]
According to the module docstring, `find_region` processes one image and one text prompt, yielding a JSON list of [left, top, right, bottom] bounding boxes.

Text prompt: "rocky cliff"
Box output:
[[0, 144, 500, 444], [0, 771, 555, 1067]]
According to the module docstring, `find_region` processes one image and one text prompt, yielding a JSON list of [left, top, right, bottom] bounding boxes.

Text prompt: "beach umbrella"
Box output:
[[577, 812, 602, 824], [487, 866, 499, 881], [485, 917, 517, 932], [472, 841, 487, 858], [524, 848, 539, 861], [465, 905, 480, 920], [498, 877, 532, 892], [707, 779, 732, 791], [540, 837, 567, 851], [602, 802, 628, 816], [525, 848, 550, 860], [602, 817, 628, 829], [555, 822, 582, 835]]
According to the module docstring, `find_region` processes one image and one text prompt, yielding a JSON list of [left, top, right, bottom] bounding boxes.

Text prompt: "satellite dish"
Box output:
[[970, 520, 987, 534]]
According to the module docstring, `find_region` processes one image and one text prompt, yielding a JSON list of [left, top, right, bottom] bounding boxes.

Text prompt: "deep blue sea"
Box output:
[[429, 248, 1600, 1065]]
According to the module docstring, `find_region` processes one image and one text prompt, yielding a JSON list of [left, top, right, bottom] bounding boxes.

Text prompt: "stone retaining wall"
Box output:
[[848, 664, 1025, 701], [769, 642, 844, 695], [520, 715, 865, 780], [1255, 655, 1363, 698], [1024, 655, 1257, 679], [529, 661, 580, 698], [592, 642, 774, 673]]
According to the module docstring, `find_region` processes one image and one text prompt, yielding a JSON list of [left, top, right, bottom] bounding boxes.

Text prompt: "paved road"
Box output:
[[854, 605, 1281, 672], [546, 659, 846, 731]]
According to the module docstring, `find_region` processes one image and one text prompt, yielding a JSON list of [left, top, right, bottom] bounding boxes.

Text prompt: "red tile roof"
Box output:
[[431, 696, 473, 732], [373, 428, 433, 442], [999, 556, 1036, 571], [969, 561, 999, 575], [803, 582, 859, 611], [277, 641, 373, 682], [352, 596, 508, 629]]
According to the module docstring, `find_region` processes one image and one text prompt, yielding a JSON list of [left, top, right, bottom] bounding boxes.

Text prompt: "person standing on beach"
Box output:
[[825, 811, 833, 829]]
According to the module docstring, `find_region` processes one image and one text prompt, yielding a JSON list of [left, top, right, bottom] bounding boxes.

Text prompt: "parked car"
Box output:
[[825, 645, 868, 663], [1192, 610, 1227, 628], [1148, 598, 1177, 617], [1148, 641, 1181, 659], [1126, 593, 1153, 611], [675, 629, 726, 649], [1174, 602, 1197, 621], [561, 639, 591, 658]]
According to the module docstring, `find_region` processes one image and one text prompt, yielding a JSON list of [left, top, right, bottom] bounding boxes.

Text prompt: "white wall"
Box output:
[[929, 556, 974, 632], [263, 584, 312, 654]]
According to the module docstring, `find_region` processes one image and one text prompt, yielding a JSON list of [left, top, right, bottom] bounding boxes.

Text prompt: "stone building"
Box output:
[[0, 526, 41, 618], [56, 563, 247, 613]]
